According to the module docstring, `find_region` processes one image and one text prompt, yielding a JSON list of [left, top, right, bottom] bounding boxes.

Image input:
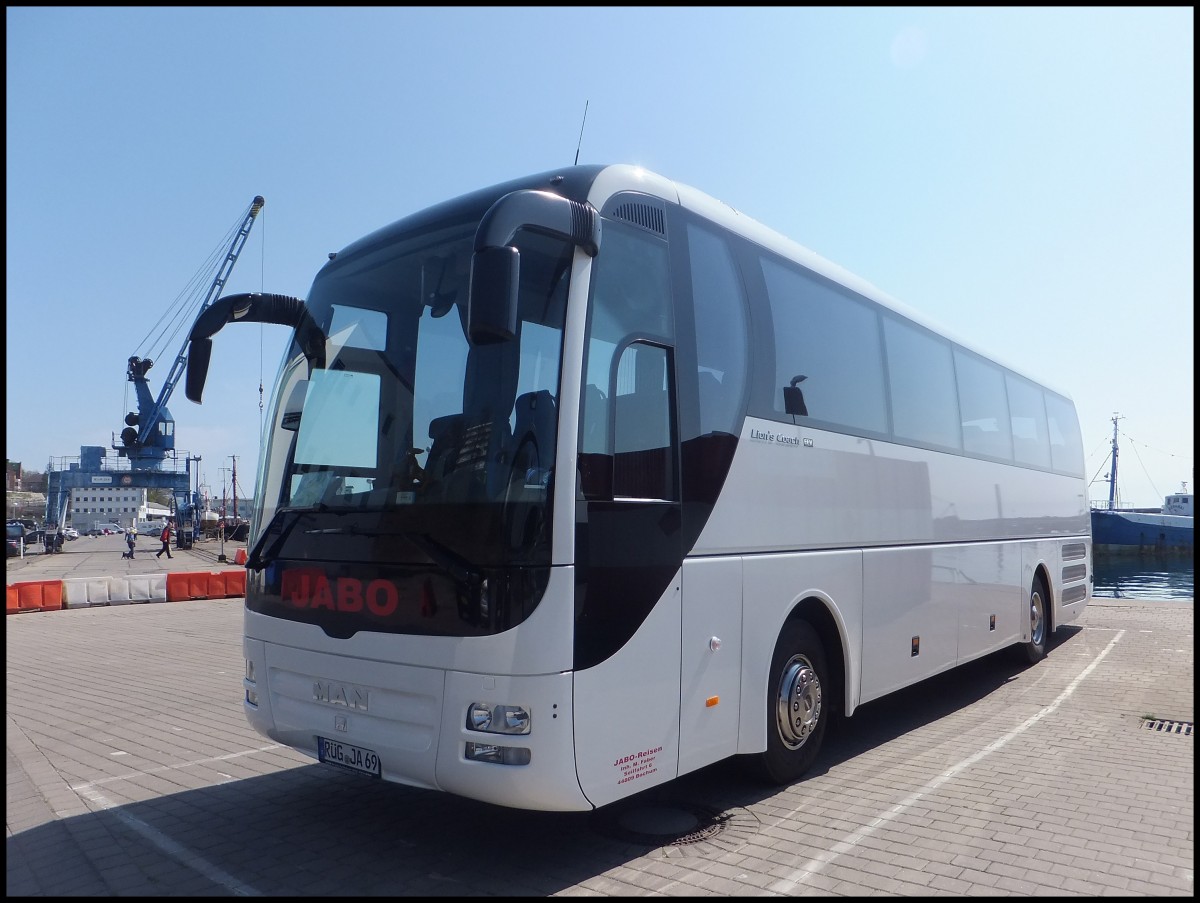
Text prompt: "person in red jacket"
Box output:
[[156, 521, 174, 559]]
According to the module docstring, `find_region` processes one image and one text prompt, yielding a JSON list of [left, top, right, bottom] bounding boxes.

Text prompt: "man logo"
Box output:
[[313, 681, 369, 711]]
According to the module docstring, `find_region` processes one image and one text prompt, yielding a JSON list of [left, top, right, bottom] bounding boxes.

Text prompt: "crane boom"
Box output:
[[118, 196, 264, 469], [138, 195, 265, 448]]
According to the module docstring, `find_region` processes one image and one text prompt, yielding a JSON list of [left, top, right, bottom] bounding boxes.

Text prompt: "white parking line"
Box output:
[[766, 629, 1126, 894], [70, 744, 288, 791], [63, 743, 295, 896], [75, 784, 261, 896]]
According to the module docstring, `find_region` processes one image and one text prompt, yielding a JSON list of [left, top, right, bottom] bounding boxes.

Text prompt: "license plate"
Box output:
[[317, 737, 380, 777]]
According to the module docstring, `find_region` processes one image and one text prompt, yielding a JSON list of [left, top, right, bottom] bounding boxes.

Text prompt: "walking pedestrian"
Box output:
[[123, 528, 136, 559], [156, 521, 173, 559]]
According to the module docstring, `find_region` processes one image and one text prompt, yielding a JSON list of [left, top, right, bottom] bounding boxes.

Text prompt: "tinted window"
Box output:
[[580, 221, 674, 499], [687, 223, 747, 437], [1006, 374, 1051, 468], [883, 316, 960, 450], [760, 256, 887, 433], [1045, 392, 1084, 476], [612, 343, 675, 500], [954, 348, 1013, 460]]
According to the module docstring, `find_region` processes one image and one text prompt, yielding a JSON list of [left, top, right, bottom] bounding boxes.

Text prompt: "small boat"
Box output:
[[1090, 416, 1193, 557]]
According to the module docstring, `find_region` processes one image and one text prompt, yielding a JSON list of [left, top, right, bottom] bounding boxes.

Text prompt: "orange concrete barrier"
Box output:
[[43, 582, 64, 611], [14, 580, 64, 612], [166, 572, 200, 602], [167, 570, 246, 601], [205, 572, 227, 599], [190, 572, 213, 599], [7, 584, 20, 615], [223, 569, 247, 598]]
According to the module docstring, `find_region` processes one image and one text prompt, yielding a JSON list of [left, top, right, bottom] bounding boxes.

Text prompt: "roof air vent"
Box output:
[[603, 193, 667, 237]]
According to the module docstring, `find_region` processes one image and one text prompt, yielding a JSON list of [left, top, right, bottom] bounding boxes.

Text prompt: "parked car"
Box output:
[[6, 523, 25, 558], [8, 521, 41, 542], [12, 519, 42, 546], [63, 527, 79, 540]]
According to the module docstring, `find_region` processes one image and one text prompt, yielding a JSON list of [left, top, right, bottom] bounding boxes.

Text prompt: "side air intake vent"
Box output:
[[603, 193, 668, 237]]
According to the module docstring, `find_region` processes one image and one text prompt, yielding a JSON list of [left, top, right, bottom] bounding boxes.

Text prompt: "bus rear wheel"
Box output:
[[753, 619, 829, 785], [1022, 575, 1049, 664]]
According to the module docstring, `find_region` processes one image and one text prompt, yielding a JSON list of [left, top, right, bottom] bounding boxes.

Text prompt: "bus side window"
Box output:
[[686, 222, 748, 438], [578, 383, 611, 500], [1006, 374, 1051, 468], [579, 217, 674, 501], [759, 255, 887, 432], [582, 383, 609, 452], [612, 343, 676, 501]]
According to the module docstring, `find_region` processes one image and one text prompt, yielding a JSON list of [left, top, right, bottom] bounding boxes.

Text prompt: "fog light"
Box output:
[[245, 688, 259, 707], [465, 742, 531, 766], [466, 702, 531, 735], [245, 658, 256, 682]]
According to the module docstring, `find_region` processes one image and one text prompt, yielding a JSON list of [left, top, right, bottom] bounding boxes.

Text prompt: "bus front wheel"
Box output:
[[1022, 575, 1049, 664], [753, 619, 829, 785]]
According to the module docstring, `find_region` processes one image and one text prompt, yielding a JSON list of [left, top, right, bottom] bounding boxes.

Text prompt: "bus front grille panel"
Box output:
[[267, 665, 441, 753]]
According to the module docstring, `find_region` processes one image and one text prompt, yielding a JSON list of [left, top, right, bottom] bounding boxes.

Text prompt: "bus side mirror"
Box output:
[[185, 338, 213, 403], [467, 245, 519, 345], [185, 292, 323, 404]]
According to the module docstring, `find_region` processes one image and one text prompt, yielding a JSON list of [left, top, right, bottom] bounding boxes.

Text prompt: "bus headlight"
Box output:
[[466, 702, 531, 735]]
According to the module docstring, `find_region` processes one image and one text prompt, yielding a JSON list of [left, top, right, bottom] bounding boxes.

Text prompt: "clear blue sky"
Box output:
[[7, 7, 1194, 507]]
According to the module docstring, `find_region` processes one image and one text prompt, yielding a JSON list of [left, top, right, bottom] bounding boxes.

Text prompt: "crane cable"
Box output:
[[120, 204, 255, 426], [258, 207, 267, 440], [136, 213, 246, 363]]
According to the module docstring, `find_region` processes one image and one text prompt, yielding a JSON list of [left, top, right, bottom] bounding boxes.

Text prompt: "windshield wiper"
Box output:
[[405, 532, 481, 585], [244, 504, 391, 570], [244, 508, 301, 572]]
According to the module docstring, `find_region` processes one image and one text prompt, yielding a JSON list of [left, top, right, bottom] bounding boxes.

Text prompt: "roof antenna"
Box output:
[[573, 100, 589, 166]]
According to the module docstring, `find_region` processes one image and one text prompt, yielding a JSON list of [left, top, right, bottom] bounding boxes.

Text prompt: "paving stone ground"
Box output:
[[6, 557, 1193, 896]]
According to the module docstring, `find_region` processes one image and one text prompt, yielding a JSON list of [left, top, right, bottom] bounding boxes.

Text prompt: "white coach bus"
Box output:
[[185, 164, 1091, 811]]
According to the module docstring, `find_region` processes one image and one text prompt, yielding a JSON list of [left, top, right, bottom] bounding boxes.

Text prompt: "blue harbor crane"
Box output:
[[44, 197, 264, 544]]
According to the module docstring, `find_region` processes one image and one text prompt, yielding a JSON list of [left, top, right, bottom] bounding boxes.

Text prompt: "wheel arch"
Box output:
[[785, 596, 848, 720], [739, 594, 850, 782], [737, 553, 863, 756], [1034, 562, 1055, 635]]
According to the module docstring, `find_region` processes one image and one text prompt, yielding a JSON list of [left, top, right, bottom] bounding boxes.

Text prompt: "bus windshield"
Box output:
[[254, 217, 572, 572]]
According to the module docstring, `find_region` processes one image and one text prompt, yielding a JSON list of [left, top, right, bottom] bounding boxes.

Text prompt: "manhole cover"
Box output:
[[616, 804, 724, 845], [592, 801, 760, 858]]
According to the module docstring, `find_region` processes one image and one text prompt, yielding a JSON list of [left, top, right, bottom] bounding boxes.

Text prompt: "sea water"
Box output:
[[1092, 554, 1194, 601]]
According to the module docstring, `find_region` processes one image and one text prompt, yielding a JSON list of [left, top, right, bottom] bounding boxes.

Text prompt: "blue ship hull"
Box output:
[[1091, 509, 1193, 556]]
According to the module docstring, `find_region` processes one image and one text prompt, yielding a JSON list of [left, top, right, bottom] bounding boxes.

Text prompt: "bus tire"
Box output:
[[1022, 575, 1049, 664], [753, 619, 829, 785]]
